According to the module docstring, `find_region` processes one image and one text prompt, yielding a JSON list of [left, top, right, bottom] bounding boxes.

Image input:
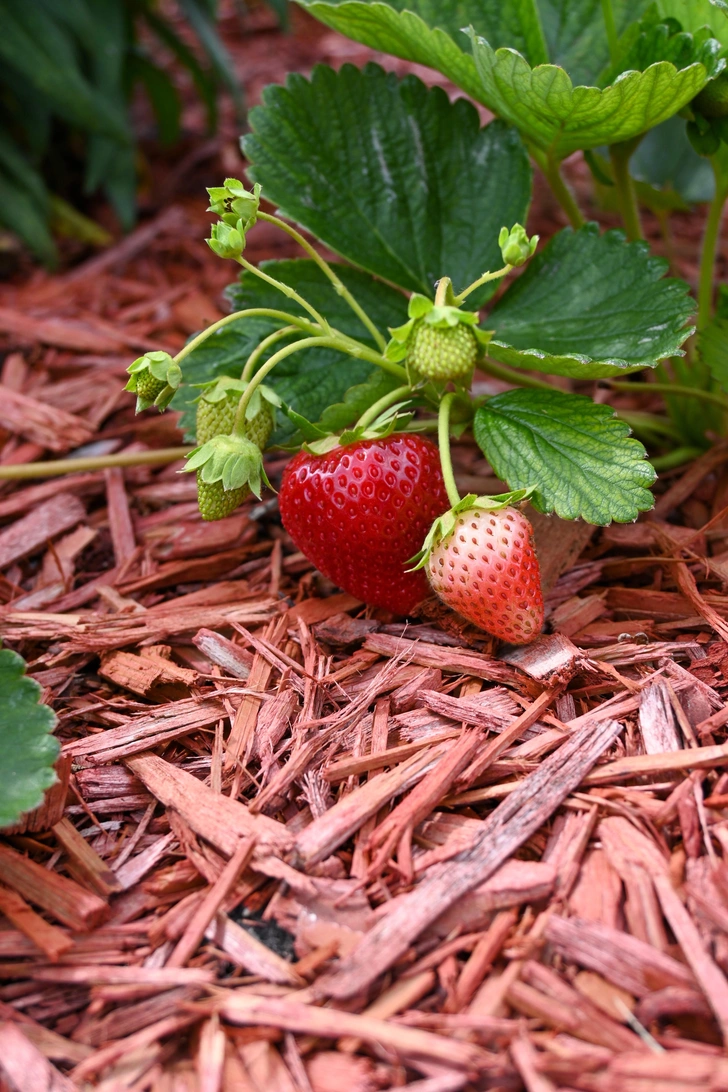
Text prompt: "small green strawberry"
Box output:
[[409, 320, 479, 382], [195, 381, 275, 447], [196, 475, 251, 521], [125, 351, 181, 412]]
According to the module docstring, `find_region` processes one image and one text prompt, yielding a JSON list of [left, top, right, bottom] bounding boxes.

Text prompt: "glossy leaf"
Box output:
[[0, 647, 59, 829], [244, 64, 531, 300], [474, 388, 656, 524], [487, 224, 695, 379]]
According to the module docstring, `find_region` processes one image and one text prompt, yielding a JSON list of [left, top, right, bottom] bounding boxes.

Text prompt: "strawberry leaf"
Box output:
[[469, 28, 721, 158], [474, 389, 656, 524], [0, 647, 59, 829], [487, 224, 695, 379], [244, 64, 531, 301], [172, 259, 408, 443], [697, 295, 728, 393]]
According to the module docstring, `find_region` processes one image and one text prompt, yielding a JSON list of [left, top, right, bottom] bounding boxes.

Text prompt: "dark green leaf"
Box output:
[[629, 116, 716, 203], [698, 310, 728, 393], [538, 0, 652, 85], [0, 647, 59, 829], [244, 64, 531, 301], [474, 388, 656, 524], [487, 224, 695, 378], [174, 259, 409, 442]]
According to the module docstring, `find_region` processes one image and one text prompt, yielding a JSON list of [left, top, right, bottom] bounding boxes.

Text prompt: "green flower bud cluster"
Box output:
[[206, 179, 261, 259], [499, 224, 539, 268]]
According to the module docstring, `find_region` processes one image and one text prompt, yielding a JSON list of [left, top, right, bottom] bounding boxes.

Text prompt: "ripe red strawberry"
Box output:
[[279, 434, 449, 615], [426, 506, 543, 643]]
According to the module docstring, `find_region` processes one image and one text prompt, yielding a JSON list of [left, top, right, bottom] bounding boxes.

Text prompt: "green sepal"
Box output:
[[207, 180, 261, 229], [183, 433, 271, 497], [302, 406, 415, 456], [195, 377, 281, 420], [498, 224, 538, 267], [409, 488, 534, 570], [385, 295, 482, 361], [124, 350, 181, 412]]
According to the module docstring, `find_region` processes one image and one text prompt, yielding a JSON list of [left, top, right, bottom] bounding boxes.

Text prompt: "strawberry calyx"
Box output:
[[385, 293, 492, 367], [206, 179, 261, 259], [125, 351, 182, 413], [409, 488, 535, 571], [195, 377, 279, 418], [183, 433, 271, 497], [300, 402, 416, 456]]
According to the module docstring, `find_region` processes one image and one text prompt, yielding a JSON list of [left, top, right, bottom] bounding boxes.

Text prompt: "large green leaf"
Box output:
[[0, 647, 59, 829], [487, 224, 695, 379], [656, 0, 728, 50], [297, 0, 652, 95], [173, 259, 409, 442], [469, 29, 718, 157], [244, 64, 531, 301], [474, 389, 656, 524]]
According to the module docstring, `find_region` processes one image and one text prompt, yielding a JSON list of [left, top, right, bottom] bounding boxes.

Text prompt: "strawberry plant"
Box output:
[[104, 61, 695, 643], [0, 647, 58, 830]]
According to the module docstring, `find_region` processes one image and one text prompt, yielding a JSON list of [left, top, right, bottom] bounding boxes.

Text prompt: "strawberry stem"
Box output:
[[232, 336, 355, 436], [607, 379, 728, 413], [174, 308, 318, 366], [240, 326, 299, 383], [454, 264, 511, 305], [257, 212, 388, 353], [0, 447, 193, 480], [354, 385, 412, 431], [235, 255, 332, 332], [438, 392, 463, 509], [434, 277, 453, 307]]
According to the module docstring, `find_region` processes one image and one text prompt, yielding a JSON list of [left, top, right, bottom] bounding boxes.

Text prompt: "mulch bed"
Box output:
[[2, 7, 728, 1091]]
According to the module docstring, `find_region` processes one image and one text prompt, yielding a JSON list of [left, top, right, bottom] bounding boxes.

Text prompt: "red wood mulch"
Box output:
[[1, 7, 728, 1091]]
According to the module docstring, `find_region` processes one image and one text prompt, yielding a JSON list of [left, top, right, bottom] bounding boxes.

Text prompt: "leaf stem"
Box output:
[[530, 146, 585, 229], [0, 447, 193, 480], [174, 308, 318, 366], [438, 393, 462, 509], [236, 256, 331, 332], [256, 211, 387, 351], [608, 379, 728, 412], [434, 277, 452, 307], [480, 357, 556, 391], [354, 385, 413, 431], [231, 336, 352, 435], [609, 141, 643, 241], [616, 410, 681, 442], [240, 326, 299, 383], [600, 0, 619, 65], [651, 446, 704, 472], [454, 265, 512, 305], [697, 160, 728, 330]]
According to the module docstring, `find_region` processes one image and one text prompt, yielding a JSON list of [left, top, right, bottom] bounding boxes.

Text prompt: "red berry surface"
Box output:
[[427, 506, 544, 643], [279, 435, 449, 615]]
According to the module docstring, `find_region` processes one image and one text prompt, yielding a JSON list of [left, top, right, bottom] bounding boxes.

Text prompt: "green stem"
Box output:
[[480, 357, 556, 392], [616, 410, 681, 442], [454, 264, 511, 305], [531, 147, 585, 229], [608, 379, 728, 413], [0, 447, 193, 480], [609, 141, 643, 241], [232, 337, 350, 435], [240, 326, 298, 383], [435, 277, 452, 307], [438, 393, 462, 509], [174, 308, 319, 366], [600, 0, 619, 65], [697, 162, 728, 330], [354, 385, 412, 431], [327, 334, 407, 379], [257, 211, 387, 352], [236, 256, 331, 333], [651, 446, 704, 472]]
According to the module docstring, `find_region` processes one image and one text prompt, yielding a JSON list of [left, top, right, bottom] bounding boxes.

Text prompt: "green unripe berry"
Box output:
[[196, 476, 251, 521], [196, 394, 274, 448], [135, 372, 168, 405], [409, 321, 478, 382]]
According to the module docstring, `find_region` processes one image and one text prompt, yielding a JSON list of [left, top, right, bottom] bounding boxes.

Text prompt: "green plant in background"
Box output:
[[0, 0, 245, 266]]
